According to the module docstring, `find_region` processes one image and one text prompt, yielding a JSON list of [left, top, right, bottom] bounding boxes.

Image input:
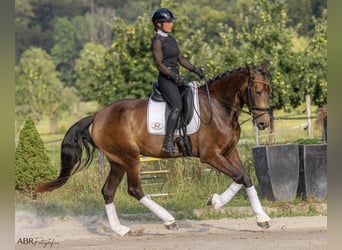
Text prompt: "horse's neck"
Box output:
[[209, 74, 247, 108]]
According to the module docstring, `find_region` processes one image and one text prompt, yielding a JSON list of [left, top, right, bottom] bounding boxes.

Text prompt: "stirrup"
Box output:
[[162, 136, 176, 154]]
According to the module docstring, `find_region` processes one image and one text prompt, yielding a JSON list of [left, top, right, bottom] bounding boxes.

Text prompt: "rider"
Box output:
[[151, 8, 205, 154]]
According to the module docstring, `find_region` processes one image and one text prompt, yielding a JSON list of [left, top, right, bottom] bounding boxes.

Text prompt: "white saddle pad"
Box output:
[[147, 81, 200, 135]]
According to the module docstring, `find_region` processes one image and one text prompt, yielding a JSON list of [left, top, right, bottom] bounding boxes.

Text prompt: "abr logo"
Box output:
[[17, 237, 34, 245]]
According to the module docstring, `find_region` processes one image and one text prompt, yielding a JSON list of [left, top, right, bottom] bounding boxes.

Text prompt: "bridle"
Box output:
[[195, 68, 272, 126], [246, 73, 272, 122]]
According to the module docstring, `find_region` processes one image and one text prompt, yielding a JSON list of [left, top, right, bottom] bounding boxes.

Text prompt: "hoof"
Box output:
[[164, 222, 179, 230], [257, 221, 270, 229], [206, 194, 214, 206], [206, 194, 223, 209], [127, 229, 143, 237], [112, 225, 131, 236]]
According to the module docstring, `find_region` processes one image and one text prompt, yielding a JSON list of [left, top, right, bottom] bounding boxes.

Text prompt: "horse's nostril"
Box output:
[[257, 122, 268, 130]]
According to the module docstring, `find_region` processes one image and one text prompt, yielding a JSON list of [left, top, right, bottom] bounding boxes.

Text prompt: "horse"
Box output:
[[36, 60, 272, 236]]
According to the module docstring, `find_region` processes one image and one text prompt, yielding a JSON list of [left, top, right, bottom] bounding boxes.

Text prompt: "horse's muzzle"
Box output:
[[256, 121, 269, 130], [252, 111, 270, 130]]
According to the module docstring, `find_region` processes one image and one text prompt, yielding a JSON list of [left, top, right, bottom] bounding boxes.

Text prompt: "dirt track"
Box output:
[[15, 210, 327, 250]]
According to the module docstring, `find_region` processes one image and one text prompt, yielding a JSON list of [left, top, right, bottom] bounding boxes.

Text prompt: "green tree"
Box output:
[[285, 0, 327, 37], [18, 0, 56, 60], [311, 0, 327, 18], [74, 42, 107, 101], [162, 0, 239, 78], [62, 0, 326, 110], [15, 116, 56, 193], [15, 0, 35, 63], [72, 8, 115, 49], [303, 9, 327, 107], [51, 17, 78, 87], [285, 0, 313, 36], [89, 14, 156, 106], [237, 0, 305, 111], [16, 47, 80, 132]]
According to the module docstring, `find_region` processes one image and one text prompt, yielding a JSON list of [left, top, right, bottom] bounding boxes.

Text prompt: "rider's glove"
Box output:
[[170, 72, 187, 85], [192, 67, 205, 80]]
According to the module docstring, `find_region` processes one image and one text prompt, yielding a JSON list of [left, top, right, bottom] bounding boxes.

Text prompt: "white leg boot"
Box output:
[[140, 196, 177, 229], [208, 182, 243, 209], [105, 203, 131, 236], [246, 186, 270, 228]]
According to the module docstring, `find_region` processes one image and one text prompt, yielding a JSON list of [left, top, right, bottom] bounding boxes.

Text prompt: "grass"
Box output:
[[15, 101, 327, 220]]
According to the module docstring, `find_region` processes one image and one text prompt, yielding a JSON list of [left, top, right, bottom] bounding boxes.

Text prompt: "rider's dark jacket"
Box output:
[[151, 31, 195, 110], [151, 32, 195, 78]]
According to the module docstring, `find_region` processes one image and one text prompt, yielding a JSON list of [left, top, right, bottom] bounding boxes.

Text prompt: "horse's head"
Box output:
[[245, 60, 272, 130]]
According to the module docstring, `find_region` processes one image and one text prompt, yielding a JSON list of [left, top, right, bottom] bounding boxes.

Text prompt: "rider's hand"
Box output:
[[170, 73, 187, 85], [193, 67, 205, 80]]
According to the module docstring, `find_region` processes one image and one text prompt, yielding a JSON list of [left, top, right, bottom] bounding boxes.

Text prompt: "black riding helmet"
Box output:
[[151, 8, 177, 26]]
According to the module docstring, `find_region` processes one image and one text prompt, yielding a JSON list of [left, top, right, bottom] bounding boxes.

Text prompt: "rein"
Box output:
[[196, 71, 271, 126], [193, 74, 213, 126]]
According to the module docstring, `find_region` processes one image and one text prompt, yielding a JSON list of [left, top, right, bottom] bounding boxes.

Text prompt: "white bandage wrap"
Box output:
[[212, 182, 243, 209], [246, 186, 270, 223], [140, 196, 175, 225], [105, 203, 130, 236]]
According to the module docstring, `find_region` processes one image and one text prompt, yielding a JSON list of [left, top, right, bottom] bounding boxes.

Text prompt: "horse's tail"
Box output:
[[35, 115, 97, 193]]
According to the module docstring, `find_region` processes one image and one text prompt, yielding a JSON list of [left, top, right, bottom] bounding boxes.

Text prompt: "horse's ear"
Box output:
[[261, 59, 269, 73]]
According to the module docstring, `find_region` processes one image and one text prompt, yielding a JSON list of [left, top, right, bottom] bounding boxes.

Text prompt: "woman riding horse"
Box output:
[[36, 60, 272, 236], [151, 8, 205, 154]]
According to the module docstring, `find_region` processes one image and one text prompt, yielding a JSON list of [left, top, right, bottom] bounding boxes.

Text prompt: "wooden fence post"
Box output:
[[269, 108, 276, 145], [255, 125, 259, 146], [305, 95, 313, 138]]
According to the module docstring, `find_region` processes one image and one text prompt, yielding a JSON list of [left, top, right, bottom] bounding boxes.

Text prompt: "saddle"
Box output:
[[150, 81, 195, 127], [147, 81, 201, 156]]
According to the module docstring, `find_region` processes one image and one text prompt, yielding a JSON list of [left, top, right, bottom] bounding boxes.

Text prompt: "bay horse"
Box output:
[[36, 61, 272, 236]]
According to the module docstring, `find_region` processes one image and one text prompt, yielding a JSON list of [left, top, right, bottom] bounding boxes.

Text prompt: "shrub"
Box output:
[[15, 116, 57, 193], [294, 138, 324, 144]]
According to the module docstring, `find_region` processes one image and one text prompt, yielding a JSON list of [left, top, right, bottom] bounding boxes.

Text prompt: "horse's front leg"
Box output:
[[203, 150, 244, 209], [126, 165, 178, 230], [202, 148, 270, 229], [229, 148, 270, 228]]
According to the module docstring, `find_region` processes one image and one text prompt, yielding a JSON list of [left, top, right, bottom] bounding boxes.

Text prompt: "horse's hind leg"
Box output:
[[125, 163, 178, 230], [102, 160, 130, 236]]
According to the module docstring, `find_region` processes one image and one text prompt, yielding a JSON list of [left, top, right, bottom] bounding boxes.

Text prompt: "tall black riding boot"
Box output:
[[162, 108, 181, 154]]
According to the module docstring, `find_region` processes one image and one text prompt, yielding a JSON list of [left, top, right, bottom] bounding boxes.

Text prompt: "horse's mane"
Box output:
[[199, 66, 264, 91], [198, 67, 245, 92], [206, 67, 245, 85]]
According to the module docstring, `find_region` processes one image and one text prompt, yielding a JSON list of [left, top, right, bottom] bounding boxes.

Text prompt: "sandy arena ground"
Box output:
[[15, 210, 327, 250]]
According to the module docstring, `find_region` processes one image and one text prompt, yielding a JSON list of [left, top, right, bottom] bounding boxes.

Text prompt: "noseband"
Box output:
[[246, 74, 271, 120]]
